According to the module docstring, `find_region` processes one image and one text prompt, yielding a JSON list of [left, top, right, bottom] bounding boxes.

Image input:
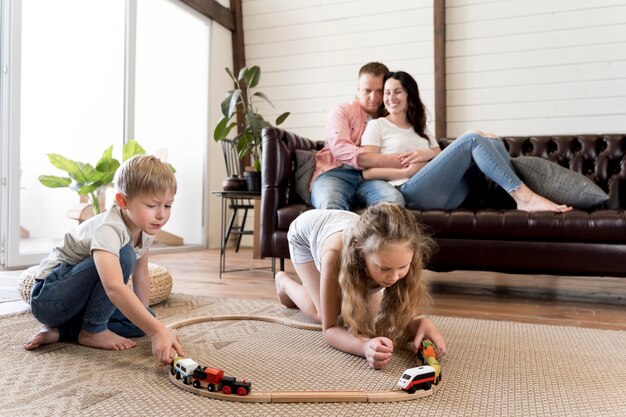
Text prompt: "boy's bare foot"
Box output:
[[24, 325, 60, 350], [512, 184, 573, 213], [275, 271, 297, 308], [78, 329, 137, 350]]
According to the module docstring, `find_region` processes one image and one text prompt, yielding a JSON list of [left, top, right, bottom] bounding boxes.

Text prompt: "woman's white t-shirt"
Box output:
[[361, 118, 439, 186]]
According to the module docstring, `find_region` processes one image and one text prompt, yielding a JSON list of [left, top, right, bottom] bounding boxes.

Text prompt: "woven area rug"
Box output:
[[2, 293, 625, 417]]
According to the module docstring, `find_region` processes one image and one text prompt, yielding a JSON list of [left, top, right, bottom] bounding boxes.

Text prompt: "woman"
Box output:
[[360, 71, 571, 212]]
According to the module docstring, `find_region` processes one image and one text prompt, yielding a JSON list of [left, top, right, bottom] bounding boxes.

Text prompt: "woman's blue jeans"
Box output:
[[398, 132, 522, 210], [311, 165, 405, 210], [30, 244, 155, 342]]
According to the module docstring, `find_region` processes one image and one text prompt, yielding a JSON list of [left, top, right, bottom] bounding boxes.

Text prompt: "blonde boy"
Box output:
[[24, 155, 184, 365]]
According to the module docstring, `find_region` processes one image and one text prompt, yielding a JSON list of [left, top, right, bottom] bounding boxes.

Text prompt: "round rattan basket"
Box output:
[[17, 263, 172, 306]]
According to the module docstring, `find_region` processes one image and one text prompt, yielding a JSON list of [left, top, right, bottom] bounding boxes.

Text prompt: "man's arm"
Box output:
[[358, 145, 404, 169], [323, 104, 366, 168]]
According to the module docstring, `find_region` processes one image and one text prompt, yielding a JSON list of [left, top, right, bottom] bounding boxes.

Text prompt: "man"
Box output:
[[310, 62, 405, 210]]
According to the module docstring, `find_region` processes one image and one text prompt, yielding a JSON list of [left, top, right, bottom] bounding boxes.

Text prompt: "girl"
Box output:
[[360, 71, 572, 213], [275, 203, 445, 369]]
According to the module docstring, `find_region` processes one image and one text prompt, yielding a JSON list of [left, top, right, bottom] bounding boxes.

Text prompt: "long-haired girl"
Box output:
[[275, 203, 445, 369]]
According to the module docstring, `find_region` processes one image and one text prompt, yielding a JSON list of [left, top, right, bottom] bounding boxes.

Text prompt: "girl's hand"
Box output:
[[413, 318, 446, 356], [363, 337, 394, 369]]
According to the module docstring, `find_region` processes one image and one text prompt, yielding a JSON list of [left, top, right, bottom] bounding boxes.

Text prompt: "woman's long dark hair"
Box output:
[[384, 71, 429, 139]]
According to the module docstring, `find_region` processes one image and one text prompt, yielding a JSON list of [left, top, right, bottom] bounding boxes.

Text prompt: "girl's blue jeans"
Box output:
[[30, 244, 155, 342], [398, 132, 522, 210]]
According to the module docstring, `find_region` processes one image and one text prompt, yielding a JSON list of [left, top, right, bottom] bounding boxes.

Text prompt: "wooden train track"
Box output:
[[166, 314, 441, 403]]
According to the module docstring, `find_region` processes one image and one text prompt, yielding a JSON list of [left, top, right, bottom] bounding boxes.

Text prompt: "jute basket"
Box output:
[[17, 262, 172, 306]]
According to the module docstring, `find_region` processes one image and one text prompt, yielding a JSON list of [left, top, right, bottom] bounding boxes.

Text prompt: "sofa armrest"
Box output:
[[260, 127, 323, 258]]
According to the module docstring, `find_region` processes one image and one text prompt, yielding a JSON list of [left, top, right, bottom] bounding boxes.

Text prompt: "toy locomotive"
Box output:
[[171, 357, 252, 396], [396, 340, 442, 393]]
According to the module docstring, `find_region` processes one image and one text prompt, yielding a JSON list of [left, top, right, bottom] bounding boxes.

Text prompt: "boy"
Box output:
[[24, 154, 184, 366]]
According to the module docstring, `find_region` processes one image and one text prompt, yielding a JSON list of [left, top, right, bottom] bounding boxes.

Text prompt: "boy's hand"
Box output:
[[151, 328, 184, 366], [413, 318, 446, 356], [363, 337, 394, 369]]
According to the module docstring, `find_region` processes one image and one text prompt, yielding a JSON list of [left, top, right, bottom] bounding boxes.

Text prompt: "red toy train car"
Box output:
[[171, 357, 252, 396]]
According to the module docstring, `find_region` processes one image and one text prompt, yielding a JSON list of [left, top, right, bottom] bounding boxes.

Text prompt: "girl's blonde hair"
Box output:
[[339, 203, 435, 346], [115, 154, 177, 199]]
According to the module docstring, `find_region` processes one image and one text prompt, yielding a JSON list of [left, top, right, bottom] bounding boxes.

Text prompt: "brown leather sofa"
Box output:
[[260, 127, 626, 277]]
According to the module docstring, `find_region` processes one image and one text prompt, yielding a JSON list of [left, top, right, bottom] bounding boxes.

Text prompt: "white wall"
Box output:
[[239, 0, 626, 141], [241, 0, 436, 140], [446, 0, 626, 137]]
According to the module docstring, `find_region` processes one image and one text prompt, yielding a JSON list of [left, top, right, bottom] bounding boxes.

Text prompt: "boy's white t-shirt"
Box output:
[[361, 118, 439, 186], [35, 204, 155, 280]]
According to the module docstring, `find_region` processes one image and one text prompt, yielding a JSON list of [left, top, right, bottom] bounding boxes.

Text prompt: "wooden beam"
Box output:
[[177, 0, 235, 31], [230, 0, 246, 77], [434, 0, 446, 139]]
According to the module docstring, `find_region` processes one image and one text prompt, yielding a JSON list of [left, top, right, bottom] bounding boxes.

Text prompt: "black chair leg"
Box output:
[[225, 206, 238, 248], [280, 258, 285, 271], [235, 207, 249, 252]]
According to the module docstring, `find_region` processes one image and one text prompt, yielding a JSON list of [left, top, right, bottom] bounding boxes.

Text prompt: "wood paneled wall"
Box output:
[[241, 0, 435, 140], [445, 0, 626, 136], [240, 0, 626, 140]]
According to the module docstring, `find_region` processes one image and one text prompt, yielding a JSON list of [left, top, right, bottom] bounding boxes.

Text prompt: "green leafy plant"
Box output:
[[213, 65, 290, 171], [38, 139, 170, 214]]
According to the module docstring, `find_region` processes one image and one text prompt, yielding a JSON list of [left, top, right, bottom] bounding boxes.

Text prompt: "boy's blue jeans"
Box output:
[[398, 132, 522, 210], [310, 165, 405, 210], [30, 244, 155, 342]]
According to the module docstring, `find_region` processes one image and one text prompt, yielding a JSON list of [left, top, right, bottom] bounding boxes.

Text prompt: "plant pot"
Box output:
[[244, 171, 261, 192], [222, 175, 247, 191]]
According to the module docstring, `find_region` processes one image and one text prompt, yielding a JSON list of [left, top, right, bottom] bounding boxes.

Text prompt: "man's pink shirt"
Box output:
[[310, 100, 369, 186]]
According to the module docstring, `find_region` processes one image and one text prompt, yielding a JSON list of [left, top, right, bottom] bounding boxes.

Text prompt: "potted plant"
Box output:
[[213, 65, 289, 191], [38, 139, 172, 216]]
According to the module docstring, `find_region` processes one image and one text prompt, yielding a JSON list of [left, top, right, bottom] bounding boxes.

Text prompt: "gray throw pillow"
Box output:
[[511, 156, 609, 209], [294, 149, 317, 204]]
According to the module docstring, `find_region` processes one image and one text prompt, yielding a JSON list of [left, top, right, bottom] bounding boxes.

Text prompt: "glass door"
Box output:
[[0, 0, 209, 268], [2, 0, 126, 268]]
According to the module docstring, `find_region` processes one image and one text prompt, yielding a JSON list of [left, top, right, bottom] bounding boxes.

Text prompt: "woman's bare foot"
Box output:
[[78, 329, 136, 350], [275, 271, 297, 308], [24, 325, 60, 350], [512, 184, 573, 212]]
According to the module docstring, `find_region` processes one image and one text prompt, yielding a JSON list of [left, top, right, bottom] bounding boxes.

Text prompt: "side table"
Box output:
[[212, 190, 268, 277]]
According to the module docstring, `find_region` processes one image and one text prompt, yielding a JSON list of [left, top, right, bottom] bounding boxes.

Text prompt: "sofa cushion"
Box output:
[[294, 149, 317, 204], [511, 156, 609, 209]]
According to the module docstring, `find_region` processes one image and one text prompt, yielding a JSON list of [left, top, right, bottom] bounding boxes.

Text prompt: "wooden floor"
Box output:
[[150, 248, 626, 331], [3, 248, 625, 331]]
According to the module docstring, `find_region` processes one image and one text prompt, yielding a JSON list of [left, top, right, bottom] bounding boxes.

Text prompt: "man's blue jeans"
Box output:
[[30, 244, 155, 342], [398, 132, 521, 210], [310, 165, 405, 210]]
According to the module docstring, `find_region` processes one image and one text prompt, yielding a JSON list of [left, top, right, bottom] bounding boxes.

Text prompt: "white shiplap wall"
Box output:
[[446, 0, 626, 137], [242, 0, 435, 140]]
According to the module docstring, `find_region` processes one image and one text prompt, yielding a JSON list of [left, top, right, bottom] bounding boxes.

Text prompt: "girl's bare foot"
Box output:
[[512, 184, 573, 212], [24, 325, 60, 350], [78, 329, 136, 350], [275, 271, 297, 308]]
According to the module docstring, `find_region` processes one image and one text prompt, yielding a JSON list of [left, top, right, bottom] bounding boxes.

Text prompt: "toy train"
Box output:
[[171, 357, 252, 396], [396, 340, 443, 393]]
